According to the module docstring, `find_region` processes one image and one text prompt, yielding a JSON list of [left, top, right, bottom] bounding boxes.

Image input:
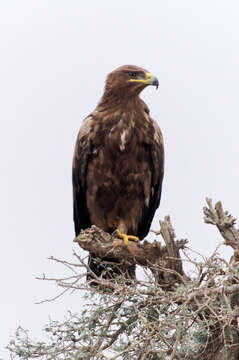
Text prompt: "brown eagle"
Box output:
[[73, 65, 164, 280]]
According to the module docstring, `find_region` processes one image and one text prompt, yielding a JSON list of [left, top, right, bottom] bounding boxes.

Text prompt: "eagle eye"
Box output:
[[127, 71, 138, 78]]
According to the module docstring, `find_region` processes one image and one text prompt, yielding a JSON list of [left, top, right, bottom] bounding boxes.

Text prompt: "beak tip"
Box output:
[[151, 76, 159, 89]]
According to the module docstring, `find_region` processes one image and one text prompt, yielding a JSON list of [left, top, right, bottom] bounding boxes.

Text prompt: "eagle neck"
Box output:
[[97, 91, 143, 113]]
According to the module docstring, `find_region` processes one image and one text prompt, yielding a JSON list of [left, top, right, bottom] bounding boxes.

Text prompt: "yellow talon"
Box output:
[[114, 229, 139, 246]]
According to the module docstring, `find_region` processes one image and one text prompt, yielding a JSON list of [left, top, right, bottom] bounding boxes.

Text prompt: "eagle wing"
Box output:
[[137, 119, 164, 239], [72, 115, 93, 236]]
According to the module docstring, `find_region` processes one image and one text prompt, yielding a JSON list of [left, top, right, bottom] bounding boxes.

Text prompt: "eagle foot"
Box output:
[[113, 229, 139, 246]]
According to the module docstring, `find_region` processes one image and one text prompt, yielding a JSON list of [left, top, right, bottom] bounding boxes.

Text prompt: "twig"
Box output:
[[169, 326, 181, 360]]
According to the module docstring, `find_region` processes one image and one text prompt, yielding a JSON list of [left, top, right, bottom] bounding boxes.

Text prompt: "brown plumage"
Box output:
[[73, 65, 164, 280]]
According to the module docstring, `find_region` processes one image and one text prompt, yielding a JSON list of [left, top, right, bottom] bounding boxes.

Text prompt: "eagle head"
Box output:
[[104, 65, 159, 97]]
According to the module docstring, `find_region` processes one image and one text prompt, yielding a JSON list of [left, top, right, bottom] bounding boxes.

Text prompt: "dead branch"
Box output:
[[74, 219, 189, 285], [74, 225, 166, 265], [159, 215, 187, 276], [203, 197, 239, 250]]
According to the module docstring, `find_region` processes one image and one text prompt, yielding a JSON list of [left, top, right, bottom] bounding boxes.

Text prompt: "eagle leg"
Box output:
[[114, 229, 139, 246]]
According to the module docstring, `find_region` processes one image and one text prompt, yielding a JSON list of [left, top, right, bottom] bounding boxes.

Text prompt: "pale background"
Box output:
[[1, 1, 239, 357]]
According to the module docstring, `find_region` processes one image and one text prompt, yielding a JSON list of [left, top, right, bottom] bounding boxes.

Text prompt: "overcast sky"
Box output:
[[1, 1, 239, 357]]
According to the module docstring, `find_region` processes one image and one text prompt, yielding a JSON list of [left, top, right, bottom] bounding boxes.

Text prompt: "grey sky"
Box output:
[[1, 1, 239, 357]]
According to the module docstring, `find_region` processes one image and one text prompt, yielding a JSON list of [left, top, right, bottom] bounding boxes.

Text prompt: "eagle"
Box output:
[[73, 65, 164, 281]]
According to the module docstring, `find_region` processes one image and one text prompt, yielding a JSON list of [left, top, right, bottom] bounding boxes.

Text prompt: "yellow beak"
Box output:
[[129, 72, 159, 89]]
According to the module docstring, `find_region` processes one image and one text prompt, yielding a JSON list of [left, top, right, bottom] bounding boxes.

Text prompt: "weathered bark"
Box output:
[[74, 217, 189, 287]]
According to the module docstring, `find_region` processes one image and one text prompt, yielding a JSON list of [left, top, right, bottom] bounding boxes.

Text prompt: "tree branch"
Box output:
[[203, 197, 239, 250], [74, 220, 188, 286]]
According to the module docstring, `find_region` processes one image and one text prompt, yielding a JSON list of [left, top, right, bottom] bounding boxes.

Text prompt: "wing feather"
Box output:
[[72, 116, 94, 235], [137, 119, 164, 239]]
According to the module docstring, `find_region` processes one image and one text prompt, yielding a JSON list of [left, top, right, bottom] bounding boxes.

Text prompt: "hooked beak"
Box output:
[[129, 72, 159, 89], [144, 72, 159, 89]]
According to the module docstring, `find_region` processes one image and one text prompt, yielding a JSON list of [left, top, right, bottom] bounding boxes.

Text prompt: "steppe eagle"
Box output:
[[73, 65, 164, 280]]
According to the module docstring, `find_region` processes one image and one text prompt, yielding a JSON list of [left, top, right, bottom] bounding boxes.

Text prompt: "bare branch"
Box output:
[[74, 225, 166, 266], [203, 197, 239, 250], [74, 221, 188, 287]]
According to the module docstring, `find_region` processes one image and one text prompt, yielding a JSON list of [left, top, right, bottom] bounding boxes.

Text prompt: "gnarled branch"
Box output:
[[74, 219, 189, 286], [203, 197, 239, 250]]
